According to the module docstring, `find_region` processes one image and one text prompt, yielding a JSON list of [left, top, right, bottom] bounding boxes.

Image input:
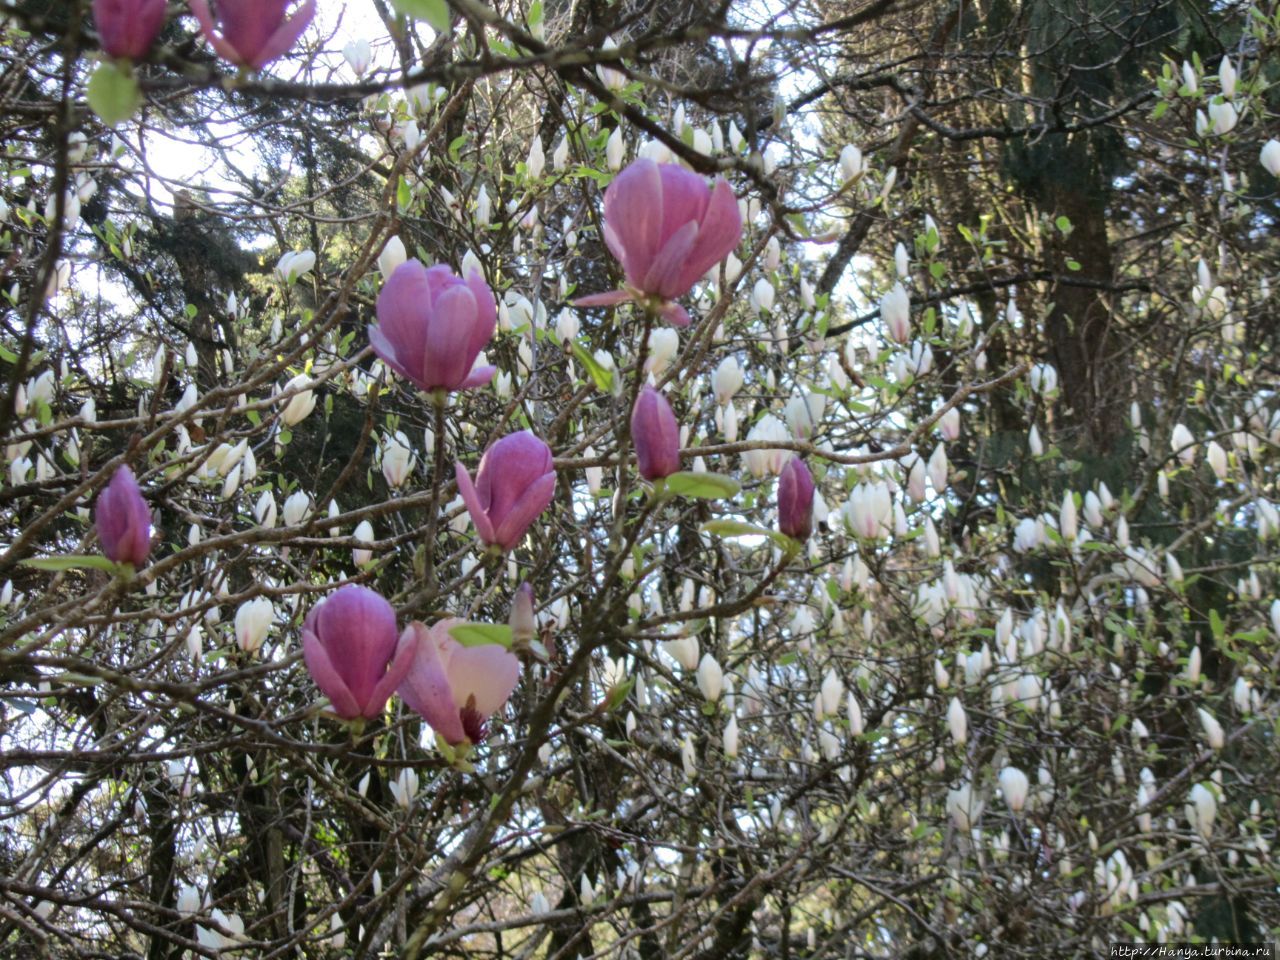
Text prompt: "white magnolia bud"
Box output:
[[281, 491, 310, 527], [880, 283, 910, 343], [379, 236, 407, 280], [696, 654, 724, 702], [1197, 707, 1224, 750], [279, 375, 316, 427], [723, 713, 739, 759], [999, 766, 1029, 813], [353, 520, 374, 565], [947, 696, 967, 746], [234, 597, 273, 653]]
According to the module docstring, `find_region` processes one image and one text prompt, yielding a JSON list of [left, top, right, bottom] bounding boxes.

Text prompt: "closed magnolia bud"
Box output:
[[723, 713, 739, 759], [282, 491, 310, 527], [95, 465, 152, 566], [947, 696, 967, 746], [631, 386, 681, 482], [999, 766, 1029, 813], [1206, 440, 1227, 480], [234, 597, 273, 653], [352, 519, 374, 565], [509, 582, 536, 643], [1171, 423, 1195, 464], [378, 236, 407, 280], [880, 283, 910, 343], [1187, 783, 1217, 839], [279, 374, 316, 427], [696, 653, 723, 702], [846, 693, 864, 736], [711, 356, 743, 405], [1197, 707, 1224, 750], [1262, 139, 1280, 177], [777, 458, 815, 541]]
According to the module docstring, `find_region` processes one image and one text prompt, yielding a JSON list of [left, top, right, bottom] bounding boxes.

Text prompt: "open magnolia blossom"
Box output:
[[190, 0, 316, 69], [455, 431, 556, 552], [575, 158, 743, 327], [93, 0, 167, 60], [370, 259, 497, 394], [397, 620, 521, 745], [300, 586, 415, 719]]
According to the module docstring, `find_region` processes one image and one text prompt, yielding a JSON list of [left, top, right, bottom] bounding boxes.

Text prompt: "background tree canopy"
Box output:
[[0, 0, 1277, 956]]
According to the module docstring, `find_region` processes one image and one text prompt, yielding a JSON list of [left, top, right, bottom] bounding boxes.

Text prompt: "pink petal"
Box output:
[[656, 165, 712, 242], [455, 462, 497, 545], [642, 220, 699, 299], [492, 470, 557, 551], [574, 290, 633, 308], [374, 259, 431, 383], [422, 283, 480, 390], [673, 176, 742, 294], [251, 0, 315, 68], [657, 301, 691, 327], [367, 324, 420, 388], [364, 624, 418, 718], [460, 365, 496, 389], [463, 270, 498, 360], [313, 586, 398, 711], [302, 628, 361, 718], [445, 643, 520, 716], [604, 159, 664, 285], [397, 622, 466, 743], [478, 432, 554, 534]]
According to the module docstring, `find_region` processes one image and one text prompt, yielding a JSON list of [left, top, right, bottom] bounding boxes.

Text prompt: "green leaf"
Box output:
[[448, 622, 513, 649], [569, 339, 613, 392], [700, 519, 795, 550], [604, 677, 635, 712], [391, 0, 451, 31], [1208, 609, 1225, 641], [20, 554, 120, 573], [664, 471, 740, 500], [396, 176, 412, 212], [87, 61, 141, 126]]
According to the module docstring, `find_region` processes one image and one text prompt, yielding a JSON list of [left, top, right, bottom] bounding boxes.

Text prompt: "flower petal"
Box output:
[[422, 283, 480, 390], [455, 462, 497, 545], [365, 623, 419, 718], [445, 642, 520, 716], [302, 627, 361, 718], [604, 158, 664, 285], [673, 175, 742, 293], [252, 0, 315, 68], [573, 289, 633, 308], [397, 621, 467, 743], [642, 220, 699, 299], [491, 469, 556, 551], [460, 365, 496, 389]]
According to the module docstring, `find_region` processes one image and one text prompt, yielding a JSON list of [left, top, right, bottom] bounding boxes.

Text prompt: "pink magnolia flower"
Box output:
[[576, 158, 742, 327], [370, 260, 497, 394], [94, 0, 167, 60], [778, 458, 815, 541], [631, 385, 681, 481], [300, 585, 415, 720], [189, 0, 316, 70], [95, 465, 152, 566], [455, 431, 556, 552], [398, 619, 521, 745]]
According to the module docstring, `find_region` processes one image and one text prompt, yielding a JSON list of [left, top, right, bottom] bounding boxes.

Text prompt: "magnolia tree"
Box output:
[[1, 0, 1278, 956]]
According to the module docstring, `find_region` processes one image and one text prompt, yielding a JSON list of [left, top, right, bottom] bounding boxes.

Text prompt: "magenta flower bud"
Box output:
[[631, 385, 681, 481], [189, 0, 316, 70], [93, 0, 167, 60], [509, 582, 536, 643], [455, 431, 556, 552], [398, 620, 521, 745], [370, 260, 497, 394], [576, 158, 742, 327], [777, 458, 816, 541], [300, 585, 415, 720], [95, 466, 152, 566]]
